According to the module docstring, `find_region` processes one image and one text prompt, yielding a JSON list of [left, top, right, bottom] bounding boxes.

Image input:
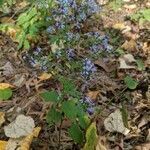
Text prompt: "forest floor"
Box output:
[[0, 0, 150, 150]]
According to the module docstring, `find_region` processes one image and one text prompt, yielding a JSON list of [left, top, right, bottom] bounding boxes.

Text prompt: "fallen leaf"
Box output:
[[113, 23, 131, 33], [13, 74, 26, 87], [146, 129, 150, 142], [38, 73, 52, 81], [96, 137, 107, 150], [121, 39, 137, 52], [0, 140, 7, 150], [113, 23, 126, 30], [83, 122, 98, 150], [86, 91, 99, 101], [0, 17, 15, 23], [19, 127, 41, 150], [119, 58, 135, 69], [124, 4, 137, 9], [104, 109, 130, 135], [95, 59, 111, 72], [134, 143, 150, 150], [119, 54, 136, 69], [123, 54, 136, 63], [1, 62, 14, 76], [5, 139, 20, 150], [6, 127, 41, 150], [4, 115, 35, 138], [0, 83, 14, 90], [0, 112, 5, 127]]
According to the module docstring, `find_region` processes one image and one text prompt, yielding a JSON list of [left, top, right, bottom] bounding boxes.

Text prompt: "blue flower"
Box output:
[[78, 11, 87, 22], [67, 48, 75, 60], [80, 96, 95, 115], [82, 58, 96, 78], [82, 0, 101, 15], [54, 50, 62, 58], [46, 26, 55, 34], [55, 22, 65, 29], [33, 47, 42, 55], [102, 36, 113, 52], [90, 44, 100, 53]]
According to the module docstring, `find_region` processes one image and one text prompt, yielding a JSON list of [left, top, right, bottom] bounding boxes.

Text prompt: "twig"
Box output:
[[58, 118, 63, 150]]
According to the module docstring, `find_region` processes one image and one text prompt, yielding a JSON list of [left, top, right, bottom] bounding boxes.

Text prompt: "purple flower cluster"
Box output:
[[102, 36, 113, 52], [22, 47, 48, 71], [46, 0, 101, 33], [82, 58, 96, 78], [80, 96, 95, 115]]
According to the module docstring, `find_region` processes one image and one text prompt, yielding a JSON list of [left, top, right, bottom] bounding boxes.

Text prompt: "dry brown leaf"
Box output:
[[1, 61, 14, 76], [86, 91, 99, 100], [0, 112, 5, 127], [0, 17, 15, 23], [146, 129, 150, 142], [121, 39, 137, 52], [0, 83, 14, 90], [38, 73, 52, 81], [0, 140, 7, 150], [13, 74, 26, 87], [124, 4, 137, 9], [95, 58, 116, 72], [134, 143, 150, 150]]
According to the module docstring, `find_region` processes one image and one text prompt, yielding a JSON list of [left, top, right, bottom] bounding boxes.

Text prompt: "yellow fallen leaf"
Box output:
[[0, 112, 5, 127], [20, 127, 41, 150], [121, 39, 137, 52], [38, 73, 52, 81], [113, 23, 126, 30], [0, 83, 14, 90], [96, 138, 107, 150], [0, 140, 7, 150], [0, 17, 15, 23], [6, 127, 41, 150]]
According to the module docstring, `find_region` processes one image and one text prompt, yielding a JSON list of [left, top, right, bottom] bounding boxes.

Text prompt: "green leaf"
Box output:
[[60, 77, 75, 92], [62, 100, 78, 120], [136, 59, 145, 71], [59, 77, 81, 97], [68, 123, 84, 144], [78, 115, 90, 129], [83, 122, 98, 150], [41, 91, 59, 103], [0, 0, 4, 6], [0, 88, 12, 100], [121, 105, 129, 128], [24, 40, 30, 49], [124, 76, 138, 90], [46, 107, 62, 125]]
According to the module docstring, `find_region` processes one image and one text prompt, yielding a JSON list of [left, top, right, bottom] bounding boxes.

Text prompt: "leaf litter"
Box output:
[[0, 0, 150, 149]]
